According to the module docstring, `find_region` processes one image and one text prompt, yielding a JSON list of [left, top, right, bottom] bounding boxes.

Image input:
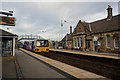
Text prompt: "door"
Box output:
[[94, 41, 98, 51], [32, 41, 34, 51]]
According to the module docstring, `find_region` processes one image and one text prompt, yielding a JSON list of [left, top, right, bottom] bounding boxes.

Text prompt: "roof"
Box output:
[[62, 34, 73, 41], [73, 20, 91, 35], [18, 38, 47, 41], [0, 29, 18, 37], [73, 14, 120, 35], [90, 14, 120, 34]]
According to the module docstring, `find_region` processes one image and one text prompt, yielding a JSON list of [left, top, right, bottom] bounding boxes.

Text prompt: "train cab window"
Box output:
[[36, 40, 48, 47]]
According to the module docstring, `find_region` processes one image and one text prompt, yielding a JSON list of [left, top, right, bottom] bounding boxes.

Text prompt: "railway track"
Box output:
[[37, 50, 120, 80]]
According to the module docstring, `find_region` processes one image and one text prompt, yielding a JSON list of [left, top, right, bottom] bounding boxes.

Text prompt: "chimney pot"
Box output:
[[108, 5, 111, 8]]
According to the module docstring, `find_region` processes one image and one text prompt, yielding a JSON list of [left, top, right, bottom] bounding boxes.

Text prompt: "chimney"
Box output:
[[107, 5, 112, 19], [70, 26, 72, 34]]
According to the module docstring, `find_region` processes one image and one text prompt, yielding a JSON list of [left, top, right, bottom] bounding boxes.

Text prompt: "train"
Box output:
[[22, 39, 49, 53]]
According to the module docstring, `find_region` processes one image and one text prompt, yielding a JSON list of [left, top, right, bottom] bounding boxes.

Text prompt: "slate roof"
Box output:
[[62, 14, 120, 41], [90, 14, 120, 34], [62, 34, 73, 41]]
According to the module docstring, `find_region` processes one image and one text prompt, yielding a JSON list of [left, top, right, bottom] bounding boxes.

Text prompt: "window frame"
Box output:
[[77, 37, 80, 48], [106, 35, 111, 48], [88, 41, 90, 48], [74, 38, 77, 48], [80, 37, 83, 48], [114, 38, 119, 49]]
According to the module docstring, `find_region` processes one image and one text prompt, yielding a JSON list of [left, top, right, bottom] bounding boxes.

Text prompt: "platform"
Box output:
[[16, 49, 69, 79], [50, 49, 120, 60], [19, 48, 108, 79], [2, 60, 17, 78]]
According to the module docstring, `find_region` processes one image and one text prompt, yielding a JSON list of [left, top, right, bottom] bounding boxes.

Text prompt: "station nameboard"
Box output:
[[0, 16, 15, 26]]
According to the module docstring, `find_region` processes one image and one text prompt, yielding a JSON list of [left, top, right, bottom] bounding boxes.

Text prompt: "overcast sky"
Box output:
[[0, 1, 119, 41]]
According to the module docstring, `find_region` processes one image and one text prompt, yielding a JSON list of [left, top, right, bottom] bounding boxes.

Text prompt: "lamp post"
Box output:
[[66, 33, 68, 49], [61, 20, 67, 38], [40, 30, 46, 39], [61, 20, 67, 48], [61, 20, 63, 40]]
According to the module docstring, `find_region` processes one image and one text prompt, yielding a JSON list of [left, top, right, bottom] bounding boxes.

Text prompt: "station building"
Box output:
[[73, 5, 120, 53], [0, 29, 18, 58], [62, 5, 120, 53], [62, 26, 73, 49]]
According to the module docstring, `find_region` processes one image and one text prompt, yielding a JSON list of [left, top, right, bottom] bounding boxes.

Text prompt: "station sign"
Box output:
[[0, 16, 15, 26]]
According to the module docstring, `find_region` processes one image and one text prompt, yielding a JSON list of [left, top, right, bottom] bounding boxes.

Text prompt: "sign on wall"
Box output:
[[93, 36, 98, 41]]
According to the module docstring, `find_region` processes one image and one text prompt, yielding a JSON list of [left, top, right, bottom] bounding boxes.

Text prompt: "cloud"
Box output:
[[1, 2, 118, 41]]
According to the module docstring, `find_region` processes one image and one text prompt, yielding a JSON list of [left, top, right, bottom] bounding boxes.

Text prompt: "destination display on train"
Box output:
[[0, 16, 15, 26]]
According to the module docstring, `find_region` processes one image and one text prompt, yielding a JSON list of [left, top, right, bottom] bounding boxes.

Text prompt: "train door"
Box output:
[[93, 41, 98, 51], [32, 41, 34, 51]]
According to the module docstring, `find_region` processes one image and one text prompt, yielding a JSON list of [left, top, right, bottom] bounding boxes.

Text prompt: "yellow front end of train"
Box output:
[[34, 40, 49, 53]]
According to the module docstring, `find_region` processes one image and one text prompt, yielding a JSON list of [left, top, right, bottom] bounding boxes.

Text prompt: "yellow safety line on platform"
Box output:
[[19, 48, 109, 79]]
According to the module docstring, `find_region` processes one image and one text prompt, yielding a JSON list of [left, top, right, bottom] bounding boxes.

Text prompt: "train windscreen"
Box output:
[[36, 40, 48, 47]]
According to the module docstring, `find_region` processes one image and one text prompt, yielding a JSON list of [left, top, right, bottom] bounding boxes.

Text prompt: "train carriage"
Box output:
[[22, 39, 49, 53]]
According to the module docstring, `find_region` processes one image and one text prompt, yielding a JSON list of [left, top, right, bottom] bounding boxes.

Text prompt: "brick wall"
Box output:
[[86, 31, 120, 53]]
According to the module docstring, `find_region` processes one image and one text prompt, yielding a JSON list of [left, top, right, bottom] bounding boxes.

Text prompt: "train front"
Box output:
[[35, 40, 49, 53]]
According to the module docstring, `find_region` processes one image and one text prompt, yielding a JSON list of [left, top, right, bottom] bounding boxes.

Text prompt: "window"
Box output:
[[114, 38, 119, 49], [74, 38, 77, 48], [36, 40, 48, 47], [2, 38, 13, 56], [77, 37, 80, 47], [68, 42, 71, 47], [106, 35, 111, 48], [88, 41, 90, 48], [80, 37, 83, 47]]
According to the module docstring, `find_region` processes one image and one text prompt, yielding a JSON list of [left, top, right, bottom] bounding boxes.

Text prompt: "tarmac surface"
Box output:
[[16, 49, 68, 78], [2, 60, 17, 78]]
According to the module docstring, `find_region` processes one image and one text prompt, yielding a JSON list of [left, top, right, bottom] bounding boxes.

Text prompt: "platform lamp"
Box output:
[[61, 20, 67, 39], [61, 20, 67, 48]]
